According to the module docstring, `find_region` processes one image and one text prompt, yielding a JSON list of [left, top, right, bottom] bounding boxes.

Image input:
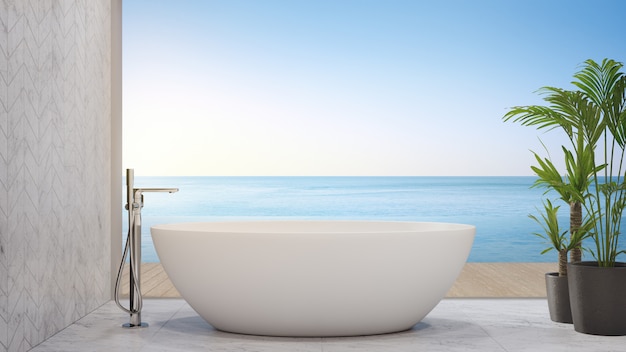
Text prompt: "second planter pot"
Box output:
[[545, 272, 572, 323]]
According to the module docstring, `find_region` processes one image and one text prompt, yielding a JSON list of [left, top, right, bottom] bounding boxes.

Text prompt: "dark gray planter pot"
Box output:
[[545, 272, 572, 323], [568, 261, 626, 336]]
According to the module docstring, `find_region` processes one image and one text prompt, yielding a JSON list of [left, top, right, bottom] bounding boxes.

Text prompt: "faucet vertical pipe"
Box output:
[[125, 168, 148, 328], [129, 189, 144, 326], [115, 168, 178, 328]]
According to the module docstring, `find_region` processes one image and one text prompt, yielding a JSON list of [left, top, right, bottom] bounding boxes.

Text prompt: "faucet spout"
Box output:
[[134, 188, 179, 194]]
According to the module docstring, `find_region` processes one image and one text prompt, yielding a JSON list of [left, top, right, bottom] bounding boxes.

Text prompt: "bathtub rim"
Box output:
[[150, 220, 476, 235]]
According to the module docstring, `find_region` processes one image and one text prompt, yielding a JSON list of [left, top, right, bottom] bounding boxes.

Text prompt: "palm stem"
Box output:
[[569, 201, 582, 262], [558, 249, 568, 276]]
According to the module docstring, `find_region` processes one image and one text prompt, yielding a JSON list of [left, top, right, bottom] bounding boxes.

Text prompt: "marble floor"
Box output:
[[31, 299, 626, 352]]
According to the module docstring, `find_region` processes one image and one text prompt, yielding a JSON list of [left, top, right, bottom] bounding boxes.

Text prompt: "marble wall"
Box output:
[[0, 1, 113, 351]]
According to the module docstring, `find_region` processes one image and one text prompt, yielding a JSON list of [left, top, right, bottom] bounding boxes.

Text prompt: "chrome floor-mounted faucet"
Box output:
[[115, 169, 178, 328]]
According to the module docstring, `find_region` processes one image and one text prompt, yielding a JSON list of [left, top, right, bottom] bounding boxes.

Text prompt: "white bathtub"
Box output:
[[151, 221, 475, 337]]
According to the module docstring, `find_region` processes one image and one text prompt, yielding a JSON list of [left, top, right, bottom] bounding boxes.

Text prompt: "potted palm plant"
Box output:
[[565, 59, 626, 336], [504, 58, 626, 334], [529, 200, 575, 323]]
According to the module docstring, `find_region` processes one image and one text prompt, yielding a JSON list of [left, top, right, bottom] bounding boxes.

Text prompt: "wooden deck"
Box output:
[[447, 262, 555, 297], [119, 262, 557, 298], [119, 263, 181, 298]]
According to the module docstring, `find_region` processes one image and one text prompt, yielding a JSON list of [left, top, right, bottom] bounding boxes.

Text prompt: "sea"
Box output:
[[121, 176, 591, 263]]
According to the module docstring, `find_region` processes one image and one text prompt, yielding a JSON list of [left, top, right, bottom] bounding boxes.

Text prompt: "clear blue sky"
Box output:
[[123, 0, 626, 176]]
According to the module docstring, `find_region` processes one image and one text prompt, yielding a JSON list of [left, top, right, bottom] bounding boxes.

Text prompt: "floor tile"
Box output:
[[30, 298, 626, 352]]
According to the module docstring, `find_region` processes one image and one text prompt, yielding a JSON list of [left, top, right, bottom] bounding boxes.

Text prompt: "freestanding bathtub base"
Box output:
[[151, 221, 475, 337]]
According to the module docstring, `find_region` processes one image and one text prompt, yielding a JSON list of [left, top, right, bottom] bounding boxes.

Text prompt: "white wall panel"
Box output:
[[0, 1, 112, 350]]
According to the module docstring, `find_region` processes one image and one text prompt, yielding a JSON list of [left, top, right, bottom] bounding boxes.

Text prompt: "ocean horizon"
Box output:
[[121, 176, 612, 263]]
